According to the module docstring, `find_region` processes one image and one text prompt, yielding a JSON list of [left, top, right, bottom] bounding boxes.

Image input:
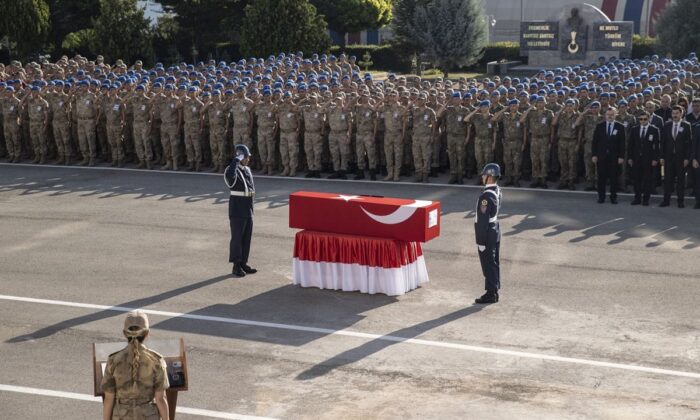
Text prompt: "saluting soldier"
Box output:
[[181, 87, 205, 171], [438, 92, 470, 184], [522, 96, 554, 188], [48, 81, 72, 165], [410, 92, 437, 183], [466, 100, 495, 186], [575, 101, 604, 191], [156, 84, 182, 171], [354, 91, 377, 180], [301, 93, 325, 178], [75, 81, 99, 166], [492, 99, 524, 187], [1, 87, 22, 163], [378, 91, 406, 181], [131, 85, 153, 169], [225, 144, 258, 278], [553, 99, 580, 190], [326, 92, 352, 179], [27, 86, 50, 164], [277, 91, 302, 176], [254, 89, 278, 175], [105, 85, 126, 167], [101, 311, 170, 420]]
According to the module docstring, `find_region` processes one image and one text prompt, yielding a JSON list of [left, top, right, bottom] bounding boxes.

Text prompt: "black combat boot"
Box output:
[[369, 169, 377, 181], [232, 263, 246, 278], [353, 169, 365, 180], [328, 171, 340, 179], [338, 170, 347, 180], [475, 290, 498, 304]]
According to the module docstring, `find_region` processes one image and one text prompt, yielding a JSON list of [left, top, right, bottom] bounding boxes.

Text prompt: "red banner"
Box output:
[[289, 191, 441, 242]]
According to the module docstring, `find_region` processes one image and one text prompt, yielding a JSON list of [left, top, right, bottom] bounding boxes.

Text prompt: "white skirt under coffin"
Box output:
[[292, 256, 429, 296]]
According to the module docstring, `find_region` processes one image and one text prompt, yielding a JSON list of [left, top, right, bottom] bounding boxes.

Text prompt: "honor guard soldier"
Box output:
[[101, 311, 170, 420], [474, 163, 502, 304], [225, 144, 258, 278]]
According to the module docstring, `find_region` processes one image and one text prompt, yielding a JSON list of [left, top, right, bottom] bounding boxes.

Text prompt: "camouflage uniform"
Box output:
[[525, 109, 554, 181], [183, 97, 204, 170], [440, 106, 470, 181], [254, 102, 278, 174], [231, 98, 254, 151], [75, 91, 98, 165], [411, 106, 436, 182], [158, 95, 181, 170], [616, 111, 637, 189], [131, 95, 153, 167], [277, 101, 301, 176], [381, 103, 406, 181], [354, 103, 377, 173], [49, 92, 72, 164], [302, 103, 325, 173], [1, 96, 22, 161], [581, 112, 604, 185], [105, 96, 125, 165], [471, 113, 495, 176], [206, 100, 228, 172], [495, 111, 523, 183], [27, 95, 50, 163], [556, 110, 579, 185], [326, 103, 351, 175]]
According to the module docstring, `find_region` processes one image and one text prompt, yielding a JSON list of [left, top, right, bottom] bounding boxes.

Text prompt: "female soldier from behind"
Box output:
[[101, 311, 170, 420]]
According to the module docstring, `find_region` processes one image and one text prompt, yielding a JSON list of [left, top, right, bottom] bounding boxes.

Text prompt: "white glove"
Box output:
[[235, 153, 245, 161], [477, 245, 486, 252]]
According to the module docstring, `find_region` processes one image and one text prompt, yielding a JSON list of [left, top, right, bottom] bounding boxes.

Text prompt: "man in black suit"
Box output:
[[691, 125, 700, 209], [628, 111, 660, 206], [225, 144, 258, 277], [646, 101, 664, 194], [660, 105, 692, 208], [592, 108, 626, 204]]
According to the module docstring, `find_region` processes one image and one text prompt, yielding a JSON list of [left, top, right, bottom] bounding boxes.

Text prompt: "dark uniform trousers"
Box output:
[[628, 125, 660, 203], [225, 157, 255, 265], [475, 185, 502, 291]]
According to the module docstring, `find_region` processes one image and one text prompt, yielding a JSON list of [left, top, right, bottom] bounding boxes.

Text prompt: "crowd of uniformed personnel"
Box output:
[[0, 52, 699, 207]]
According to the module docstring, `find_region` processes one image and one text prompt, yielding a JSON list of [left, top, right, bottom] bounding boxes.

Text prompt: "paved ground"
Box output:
[[0, 163, 699, 420]]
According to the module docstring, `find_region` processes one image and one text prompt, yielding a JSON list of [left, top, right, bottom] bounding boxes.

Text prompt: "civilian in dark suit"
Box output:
[[660, 106, 692, 208], [225, 144, 258, 277], [592, 108, 626, 204], [691, 126, 700, 209], [646, 101, 665, 193], [628, 112, 660, 206]]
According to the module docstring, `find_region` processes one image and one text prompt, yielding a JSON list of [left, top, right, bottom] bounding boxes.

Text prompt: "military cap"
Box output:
[[508, 99, 519, 106], [479, 100, 491, 107]]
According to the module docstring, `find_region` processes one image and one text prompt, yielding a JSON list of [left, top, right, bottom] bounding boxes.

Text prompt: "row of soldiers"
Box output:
[[2, 53, 700, 193]]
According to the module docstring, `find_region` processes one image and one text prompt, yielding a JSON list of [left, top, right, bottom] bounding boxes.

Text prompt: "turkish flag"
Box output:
[[289, 191, 441, 242]]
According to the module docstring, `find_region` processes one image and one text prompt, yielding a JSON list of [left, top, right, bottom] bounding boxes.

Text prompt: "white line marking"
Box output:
[[0, 162, 658, 197], [2, 294, 699, 380], [0, 384, 277, 420]]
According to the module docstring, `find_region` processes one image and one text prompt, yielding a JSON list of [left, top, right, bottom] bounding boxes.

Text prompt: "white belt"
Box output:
[[488, 217, 498, 223], [230, 191, 255, 197]]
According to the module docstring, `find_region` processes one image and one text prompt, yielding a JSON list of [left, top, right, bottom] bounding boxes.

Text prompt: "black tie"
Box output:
[[641, 126, 646, 139], [608, 123, 612, 137]]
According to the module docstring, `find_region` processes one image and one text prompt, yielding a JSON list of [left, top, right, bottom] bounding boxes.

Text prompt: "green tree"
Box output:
[[47, 0, 101, 54], [239, 0, 331, 57], [61, 28, 97, 56], [656, 0, 700, 58], [156, 0, 249, 62], [310, 0, 392, 43], [0, 0, 50, 58], [93, 0, 153, 63], [412, 0, 486, 78], [390, 0, 432, 55]]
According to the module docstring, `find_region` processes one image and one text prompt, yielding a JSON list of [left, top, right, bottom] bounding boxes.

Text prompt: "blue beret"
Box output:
[[564, 99, 576, 105], [452, 92, 461, 99], [479, 100, 491, 107], [212, 89, 221, 96], [589, 101, 601, 107], [508, 99, 519, 106]]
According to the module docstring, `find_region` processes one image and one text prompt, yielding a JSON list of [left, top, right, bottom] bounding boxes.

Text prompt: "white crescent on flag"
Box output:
[[360, 200, 433, 225]]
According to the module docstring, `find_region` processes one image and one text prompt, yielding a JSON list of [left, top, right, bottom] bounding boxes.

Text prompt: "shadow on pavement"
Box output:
[[152, 284, 398, 346], [296, 304, 485, 380], [5, 274, 231, 343]]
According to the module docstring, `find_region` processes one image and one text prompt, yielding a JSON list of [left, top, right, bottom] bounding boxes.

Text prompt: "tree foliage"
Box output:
[[310, 0, 393, 35], [0, 0, 50, 58], [93, 0, 153, 63], [61, 28, 97, 56], [411, 0, 486, 77], [47, 0, 100, 53], [656, 0, 700, 58], [390, 0, 432, 54], [239, 0, 331, 58], [156, 0, 249, 62]]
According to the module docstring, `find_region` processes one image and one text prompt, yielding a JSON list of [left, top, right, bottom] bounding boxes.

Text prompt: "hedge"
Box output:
[[330, 44, 412, 73], [631, 35, 659, 59]]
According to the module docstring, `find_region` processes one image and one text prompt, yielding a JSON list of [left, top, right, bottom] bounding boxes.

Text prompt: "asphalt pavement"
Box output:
[[0, 163, 699, 419]]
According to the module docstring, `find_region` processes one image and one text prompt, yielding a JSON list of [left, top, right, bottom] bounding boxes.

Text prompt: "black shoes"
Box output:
[[630, 199, 641, 205], [659, 201, 670, 208], [241, 264, 257, 274], [529, 179, 540, 188], [232, 264, 246, 278], [597, 198, 605, 204], [695, 202, 700, 209], [475, 291, 499, 304], [610, 197, 618, 204], [678, 202, 685, 208], [369, 169, 377, 181], [353, 170, 365, 180]]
